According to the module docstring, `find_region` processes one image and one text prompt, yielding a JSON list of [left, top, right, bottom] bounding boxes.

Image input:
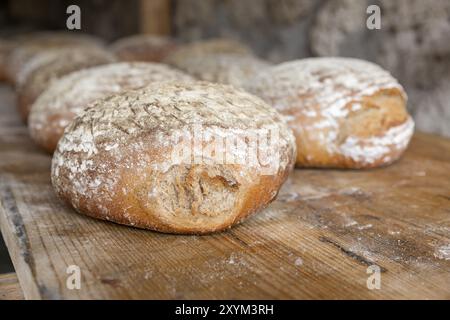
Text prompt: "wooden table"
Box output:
[[0, 84, 449, 300]]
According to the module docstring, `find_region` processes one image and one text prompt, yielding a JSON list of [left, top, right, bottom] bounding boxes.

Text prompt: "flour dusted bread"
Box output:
[[17, 47, 115, 122], [110, 34, 177, 62], [29, 62, 194, 153], [246, 57, 414, 168], [164, 38, 252, 69], [52, 82, 296, 234], [167, 53, 271, 88], [6, 31, 104, 84]]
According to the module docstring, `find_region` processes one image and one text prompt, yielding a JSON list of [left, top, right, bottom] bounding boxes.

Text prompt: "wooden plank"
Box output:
[[0, 84, 449, 299], [139, 0, 171, 35], [0, 273, 24, 300]]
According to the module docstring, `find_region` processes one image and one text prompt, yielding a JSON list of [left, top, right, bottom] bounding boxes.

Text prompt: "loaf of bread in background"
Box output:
[[245, 57, 414, 169], [52, 82, 296, 234], [29, 62, 194, 153], [165, 52, 271, 88], [164, 38, 253, 69], [110, 34, 177, 63], [5, 31, 104, 84], [16, 47, 115, 123]]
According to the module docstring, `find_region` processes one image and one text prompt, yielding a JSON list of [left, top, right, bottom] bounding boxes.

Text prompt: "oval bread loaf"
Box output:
[[164, 38, 252, 69], [29, 62, 194, 153], [17, 47, 115, 123], [167, 53, 271, 88], [245, 57, 414, 169], [52, 82, 296, 234], [6, 31, 104, 84], [110, 34, 177, 62]]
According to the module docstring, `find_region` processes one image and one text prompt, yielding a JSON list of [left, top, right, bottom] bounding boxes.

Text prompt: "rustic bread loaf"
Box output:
[[110, 34, 177, 63], [245, 57, 414, 168], [17, 47, 115, 123], [29, 62, 194, 153], [5, 31, 104, 84], [52, 82, 296, 234], [167, 53, 271, 88], [164, 38, 253, 69]]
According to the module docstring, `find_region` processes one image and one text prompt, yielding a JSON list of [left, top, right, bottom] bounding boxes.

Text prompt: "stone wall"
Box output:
[[173, 0, 450, 137]]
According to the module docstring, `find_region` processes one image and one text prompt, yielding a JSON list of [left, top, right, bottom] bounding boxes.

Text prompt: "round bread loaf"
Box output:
[[168, 53, 271, 88], [164, 38, 252, 69], [29, 62, 194, 153], [52, 82, 296, 234], [245, 57, 414, 169], [110, 34, 177, 62], [5, 31, 104, 84], [17, 47, 115, 123]]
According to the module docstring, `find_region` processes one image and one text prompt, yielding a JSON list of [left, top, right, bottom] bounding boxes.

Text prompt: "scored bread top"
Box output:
[[52, 82, 296, 217], [54, 81, 295, 160], [29, 62, 195, 152], [30, 62, 195, 123], [245, 57, 414, 166], [18, 47, 116, 92], [246, 57, 407, 113]]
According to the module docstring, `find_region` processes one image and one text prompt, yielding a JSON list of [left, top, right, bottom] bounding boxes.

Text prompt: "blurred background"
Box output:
[[0, 0, 449, 272]]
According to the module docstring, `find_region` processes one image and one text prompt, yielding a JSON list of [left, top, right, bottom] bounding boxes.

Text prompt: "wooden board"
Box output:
[[0, 84, 449, 300], [0, 273, 24, 300]]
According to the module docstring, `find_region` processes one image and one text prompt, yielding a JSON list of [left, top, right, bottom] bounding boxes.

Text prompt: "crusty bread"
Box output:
[[245, 57, 414, 168], [166, 52, 271, 88], [110, 34, 177, 63], [164, 38, 253, 69], [17, 47, 115, 123], [52, 82, 296, 234], [5, 31, 104, 84], [29, 62, 194, 153]]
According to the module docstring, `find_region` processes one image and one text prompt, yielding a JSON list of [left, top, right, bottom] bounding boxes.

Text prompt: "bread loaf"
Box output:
[[166, 53, 271, 88], [110, 34, 177, 62], [245, 57, 414, 168], [6, 31, 104, 84], [29, 62, 194, 153], [17, 47, 115, 123], [52, 82, 296, 234], [164, 38, 252, 69]]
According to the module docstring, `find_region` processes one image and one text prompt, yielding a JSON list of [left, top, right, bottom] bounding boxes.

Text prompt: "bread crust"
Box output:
[[164, 38, 253, 68], [16, 47, 115, 123], [5, 31, 104, 84], [52, 82, 296, 234], [29, 62, 194, 153], [166, 53, 271, 88], [110, 34, 177, 62], [246, 57, 415, 169]]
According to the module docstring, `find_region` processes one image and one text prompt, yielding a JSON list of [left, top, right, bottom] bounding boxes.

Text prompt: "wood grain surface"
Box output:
[[0, 84, 449, 299], [0, 273, 24, 300]]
